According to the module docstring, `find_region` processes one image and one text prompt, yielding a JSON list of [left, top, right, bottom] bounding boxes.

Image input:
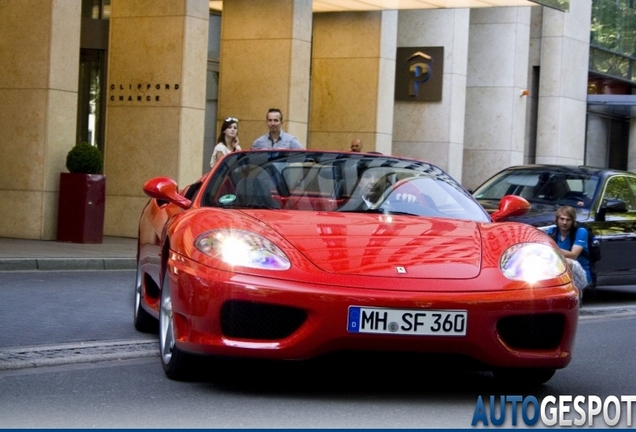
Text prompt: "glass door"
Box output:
[[76, 49, 106, 154]]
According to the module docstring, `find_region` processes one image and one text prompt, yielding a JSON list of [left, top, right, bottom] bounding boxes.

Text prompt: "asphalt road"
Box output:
[[1, 270, 635, 428], [0, 270, 147, 348]]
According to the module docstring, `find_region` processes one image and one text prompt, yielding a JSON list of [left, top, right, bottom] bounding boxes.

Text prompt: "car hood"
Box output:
[[253, 212, 482, 279]]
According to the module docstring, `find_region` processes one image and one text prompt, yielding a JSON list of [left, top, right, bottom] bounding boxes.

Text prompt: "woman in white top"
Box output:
[[210, 117, 241, 167]]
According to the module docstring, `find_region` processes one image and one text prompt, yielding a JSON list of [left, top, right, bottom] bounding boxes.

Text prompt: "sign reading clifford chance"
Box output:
[[108, 82, 180, 103], [394, 46, 443, 102]]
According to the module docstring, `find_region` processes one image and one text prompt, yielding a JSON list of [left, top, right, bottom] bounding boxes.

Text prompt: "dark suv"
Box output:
[[473, 165, 636, 289]]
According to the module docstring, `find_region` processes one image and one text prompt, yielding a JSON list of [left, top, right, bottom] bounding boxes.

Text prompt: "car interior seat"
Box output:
[[235, 177, 281, 209], [533, 173, 567, 200]]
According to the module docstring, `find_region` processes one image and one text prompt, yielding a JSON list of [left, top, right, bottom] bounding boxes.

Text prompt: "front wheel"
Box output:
[[134, 259, 157, 333], [159, 270, 197, 380]]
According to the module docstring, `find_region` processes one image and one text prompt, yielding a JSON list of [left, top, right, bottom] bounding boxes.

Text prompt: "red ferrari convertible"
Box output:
[[135, 150, 578, 383]]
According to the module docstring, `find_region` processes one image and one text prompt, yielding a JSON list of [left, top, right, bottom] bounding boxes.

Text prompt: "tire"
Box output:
[[159, 270, 198, 380], [133, 259, 158, 333], [493, 368, 556, 387]]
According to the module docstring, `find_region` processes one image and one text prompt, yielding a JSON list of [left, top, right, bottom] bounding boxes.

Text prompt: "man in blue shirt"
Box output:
[[547, 205, 592, 287], [251, 108, 303, 150]]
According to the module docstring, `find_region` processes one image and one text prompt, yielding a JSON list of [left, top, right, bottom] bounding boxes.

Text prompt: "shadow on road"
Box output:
[[181, 351, 557, 399], [582, 285, 636, 306]]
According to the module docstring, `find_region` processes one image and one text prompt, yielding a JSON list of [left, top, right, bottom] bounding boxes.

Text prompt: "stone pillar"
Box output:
[[463, 7, 531, 191], [105, 0, 209, 237], [587, 112, 609, 166], [394, 9, 470, 182], [217, 0, 312, 148], [524, 6, 544, 165], [535, 0, 591, 165], [0, 0, 81, 239], [310, 11, 397, 154]]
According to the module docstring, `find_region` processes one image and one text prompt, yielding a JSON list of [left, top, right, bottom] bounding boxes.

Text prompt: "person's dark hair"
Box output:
[[267, 108, 283, 122], [216, 117, 238, 145]]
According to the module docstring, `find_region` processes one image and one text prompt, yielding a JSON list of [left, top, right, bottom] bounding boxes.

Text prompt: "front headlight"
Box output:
[[500, 243, 567, 283], [195, 229, 291, 270]]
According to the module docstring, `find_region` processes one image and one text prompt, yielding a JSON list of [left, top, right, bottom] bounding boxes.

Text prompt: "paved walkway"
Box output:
[[0, 236, 136, 271]]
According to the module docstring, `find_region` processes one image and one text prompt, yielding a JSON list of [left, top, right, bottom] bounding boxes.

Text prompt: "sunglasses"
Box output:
[[225, 117, 238, 122]]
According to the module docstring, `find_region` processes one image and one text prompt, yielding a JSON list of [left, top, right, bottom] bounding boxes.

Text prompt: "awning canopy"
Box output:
[[588, 95, 636, 118], [209, 0, 568, 13], [588, 95, 636, 106]]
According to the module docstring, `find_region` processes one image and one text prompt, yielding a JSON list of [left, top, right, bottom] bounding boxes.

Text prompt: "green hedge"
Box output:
[[66, 142, 103, 174]]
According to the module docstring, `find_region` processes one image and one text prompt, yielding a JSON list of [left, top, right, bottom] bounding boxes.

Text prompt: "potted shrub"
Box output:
[[56, 142, 106, 243]]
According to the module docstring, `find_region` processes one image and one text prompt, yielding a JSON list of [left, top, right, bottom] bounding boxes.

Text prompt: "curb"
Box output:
[[0, 258, 136, 272], [0, 339, 158, 371], [578, 305, 636, 318]]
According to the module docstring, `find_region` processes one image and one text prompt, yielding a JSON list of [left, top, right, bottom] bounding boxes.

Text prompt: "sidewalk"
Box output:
[[0, 236, 137, 271]]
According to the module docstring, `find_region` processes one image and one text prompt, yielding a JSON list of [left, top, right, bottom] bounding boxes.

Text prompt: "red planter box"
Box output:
[[56, 173, 106, 243]]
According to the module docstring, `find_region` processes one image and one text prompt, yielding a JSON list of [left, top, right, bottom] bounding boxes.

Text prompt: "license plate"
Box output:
[[347, 306, 467, 336]]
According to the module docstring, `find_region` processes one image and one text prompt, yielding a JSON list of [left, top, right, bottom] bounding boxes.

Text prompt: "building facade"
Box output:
[[1, 0, 633, 241]]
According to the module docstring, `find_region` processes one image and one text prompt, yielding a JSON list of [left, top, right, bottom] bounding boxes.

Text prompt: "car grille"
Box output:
[[496, 313, 565, 350], [220, 300, 307, 340]]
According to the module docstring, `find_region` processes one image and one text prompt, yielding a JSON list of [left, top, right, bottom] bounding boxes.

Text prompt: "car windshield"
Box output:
[[200, 151, 490, 222], [473, 168, 600, 208]]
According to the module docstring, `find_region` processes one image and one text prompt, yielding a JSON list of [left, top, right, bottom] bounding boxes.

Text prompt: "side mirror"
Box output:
[[595, 198, 627, 221], [605, 199, 628, 212], [490, 195, 531, 222], [143, 177, 192, 209]]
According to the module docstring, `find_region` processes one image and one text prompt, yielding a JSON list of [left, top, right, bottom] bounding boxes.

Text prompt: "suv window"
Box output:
[[473, 169, 598, 208], [603, 176, 636, 211]]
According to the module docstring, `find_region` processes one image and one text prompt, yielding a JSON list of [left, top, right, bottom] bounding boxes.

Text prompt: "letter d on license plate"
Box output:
[[347, 306, 467, 336]]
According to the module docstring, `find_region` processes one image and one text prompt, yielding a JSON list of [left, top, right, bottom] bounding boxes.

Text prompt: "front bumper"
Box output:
[[166, 255, 579, 370]]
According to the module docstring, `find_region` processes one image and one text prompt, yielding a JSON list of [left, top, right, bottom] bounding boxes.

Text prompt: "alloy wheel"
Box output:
[[159, 271, 175, 366]]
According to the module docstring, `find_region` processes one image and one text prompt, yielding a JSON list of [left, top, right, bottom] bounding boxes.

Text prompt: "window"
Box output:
[[82, 0, 110, 20], [603, 176, 635, 210], [76, 49, 106, 152], [77, 0, 109, 152]]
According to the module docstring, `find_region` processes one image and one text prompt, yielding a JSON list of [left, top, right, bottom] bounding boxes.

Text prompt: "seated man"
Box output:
[[357, 169, 389, 209], [339, 169, 416, 212]]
